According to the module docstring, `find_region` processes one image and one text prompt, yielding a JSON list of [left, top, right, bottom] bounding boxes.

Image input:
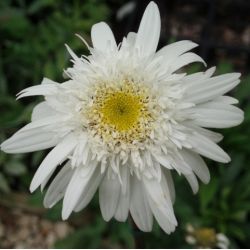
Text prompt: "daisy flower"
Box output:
[[1, 2, 243, 234], [185, 224, 230, 248]]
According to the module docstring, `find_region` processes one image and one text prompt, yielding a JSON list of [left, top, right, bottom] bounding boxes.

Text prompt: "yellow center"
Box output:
[[85, 80, 156, 147], [194, 228, 217, 247], [100, 92, 142, 131]]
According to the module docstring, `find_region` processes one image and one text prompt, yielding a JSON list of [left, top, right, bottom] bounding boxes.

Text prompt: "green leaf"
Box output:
[[27, 0, 55, 14], [199, 177, 219, 211], [109, 222, 135, 248], [227, 224, 246, 241], [216, 61, 233, 74], [45, 203, 63, 221], [4, 160, 26, 176], [234, 75, 250, 101], [0, 7, 31, 38], [28, 190, 44, 207], [223, 154, 244, 184]]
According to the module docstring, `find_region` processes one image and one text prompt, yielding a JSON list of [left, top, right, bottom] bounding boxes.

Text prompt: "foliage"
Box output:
[[1, 0, 250, 248]]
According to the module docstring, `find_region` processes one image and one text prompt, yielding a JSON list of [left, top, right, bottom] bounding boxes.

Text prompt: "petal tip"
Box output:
[[91, 22, 116, 51], [29, 182, 38, 193], [62, 205, 71, 220], [61, 213, 69, 221]]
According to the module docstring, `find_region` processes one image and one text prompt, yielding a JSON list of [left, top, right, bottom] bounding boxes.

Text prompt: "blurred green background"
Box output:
[[0, 0, 250, 248]]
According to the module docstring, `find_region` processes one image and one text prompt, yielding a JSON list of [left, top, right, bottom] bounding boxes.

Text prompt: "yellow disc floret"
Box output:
[[100, 92, 142, 131]]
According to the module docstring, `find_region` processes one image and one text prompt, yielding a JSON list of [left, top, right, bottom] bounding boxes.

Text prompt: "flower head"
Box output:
[[1, 2, 244, 234], [185, 224, 230, 248]]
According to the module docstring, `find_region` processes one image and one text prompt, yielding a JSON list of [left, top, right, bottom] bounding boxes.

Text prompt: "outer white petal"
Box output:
[[144, 175, 177, 234], [185, 73, 241, 104], [190, 102, 244, 128], [156, 40, 198, 61], [41, 170, 54, 192], [184, 121, 223, 143], [180, 149, 210, 184], [147, 195, 176, 234], [170, 52, 206, 73], [17, 78, 58, 99], [30, 134, 77, 192], [183, 66, 216, 83], [91, 22, 117, 52], [130, 176, 153, 232], [43, 162, 73, 208], [184, 172, 199, 194], [135, 1, 160, 56], [114, 188, 130, 222], [126, 32, 137, 46], [163, 169, 175, 203], [143, 175, 177, 226], [15, 116, 62, 132], [214, 95, 239, 105], [187, 132, 230, 163], [31, 102, 57, 121], [62, 162, 97, 220], [1, 127, 58, 154], [65, 44, 80, 61], [99, 170, 121, 221], [114, 166, 130, 222], [74, 167, 103, 212]]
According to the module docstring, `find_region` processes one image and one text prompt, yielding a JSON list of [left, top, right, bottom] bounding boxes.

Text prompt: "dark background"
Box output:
[[0, 0, 250, 248]]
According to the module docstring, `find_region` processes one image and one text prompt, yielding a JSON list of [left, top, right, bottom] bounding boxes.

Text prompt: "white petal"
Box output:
[[130, 176, 153, 232], [91, 22, 117, 52], [120, 164, 130, 195], [126, 32, 136, 46], [184, 173, 199, 194], [156, 40, 198, 58], [180, 149, 210, 184], [135, 1, 160, 56], [16, 116, 62, 132], [99, 170, 121, 221], [171, 154, 193, 175], [184, 121, 223, 143], [215, 96, 239, 105], [17, 80, 58, 99], [74, 167, 103, 212], [163, 169, 175, 203], [190, 102, 244, 128], [1, 127, 58, 154], [147, 194, 176, 234], [152, 153, 172, 170], [185, 73, 241, 104], [114, 166, 130, 222], [144, 175, 177, 234], [170, 52, 206, 73], [217, 233, 230, 246], [65, 44, 80, 61], [41, 170, 54, 192], [114, 190, 130, 222], [43, 162, 73, 208], [30, 134, 77, 192], [143, 175, 177, 226], [187, 132, 230, 163], [31, 102, 56, 121], [183, 66, 216, 84], [62, 162, 97, 220], [40, 77, 59, 85]]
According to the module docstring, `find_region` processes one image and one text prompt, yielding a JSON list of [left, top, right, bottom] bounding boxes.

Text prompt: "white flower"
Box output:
[[1, 1, 243, 234], [185, 224, 230, 248]]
